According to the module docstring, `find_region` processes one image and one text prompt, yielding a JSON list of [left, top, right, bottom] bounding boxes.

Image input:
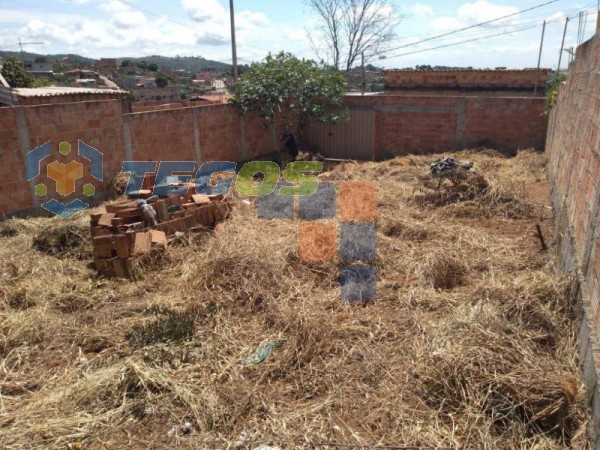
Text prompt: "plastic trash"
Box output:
[[244, 341, 283, 364]]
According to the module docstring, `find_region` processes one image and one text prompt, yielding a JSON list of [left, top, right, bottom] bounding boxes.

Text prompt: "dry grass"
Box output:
[[0, 149, 589, 449]]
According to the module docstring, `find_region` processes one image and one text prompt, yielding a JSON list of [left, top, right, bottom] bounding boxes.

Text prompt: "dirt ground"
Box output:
[[0, 149, 590, 449]]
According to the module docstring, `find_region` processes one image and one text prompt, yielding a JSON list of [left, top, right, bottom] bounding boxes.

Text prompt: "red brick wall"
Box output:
[[126, 104, 277, 163], [546, 18, 600, 445], [308, 94, 547, 159], [0, 107, 28, 216], [0, 101, 277, 217], [547, 22, 600, 322], [462, 97, 548, 149], [384, 69, 549, 96]]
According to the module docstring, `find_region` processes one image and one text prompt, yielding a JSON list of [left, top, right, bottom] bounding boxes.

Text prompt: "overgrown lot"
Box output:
[[0, 150, 589, 449]]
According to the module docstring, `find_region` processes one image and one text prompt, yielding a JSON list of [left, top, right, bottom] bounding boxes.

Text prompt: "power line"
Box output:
[[382, 7, 592, 61], [381, 0, 560, 55]]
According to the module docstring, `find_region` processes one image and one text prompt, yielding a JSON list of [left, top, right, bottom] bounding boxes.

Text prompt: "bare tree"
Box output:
[[307, 0, 398, 71]]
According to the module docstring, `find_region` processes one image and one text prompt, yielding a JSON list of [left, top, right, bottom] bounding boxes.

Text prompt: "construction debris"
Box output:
[[91, 187, 232, 279], [430, 157, 474, 178]]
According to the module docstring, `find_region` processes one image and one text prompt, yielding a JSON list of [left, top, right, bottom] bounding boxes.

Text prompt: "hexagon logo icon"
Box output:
[[26, 140, 103, 219]]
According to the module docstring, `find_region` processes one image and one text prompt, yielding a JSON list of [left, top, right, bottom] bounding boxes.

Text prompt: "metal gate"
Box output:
[[305, 108, 375, 160]]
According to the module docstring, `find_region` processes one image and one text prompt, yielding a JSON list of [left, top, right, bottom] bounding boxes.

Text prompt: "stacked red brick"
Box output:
[[91, 190, 231, 278]]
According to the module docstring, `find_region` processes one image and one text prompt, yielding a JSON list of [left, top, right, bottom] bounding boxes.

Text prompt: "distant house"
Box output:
[[136, 76, 157, 89], [115, 76, 137, 90], [64, 69, 101, 87], [134, 87, 181, 103], [24, 62, 54, 78], [96, 58, 118, 72], [195, 70, 217, 83], [65, 69, 100, 80]]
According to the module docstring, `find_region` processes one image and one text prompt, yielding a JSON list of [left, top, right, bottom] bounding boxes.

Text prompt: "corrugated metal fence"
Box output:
[[305, 108, 375, 160]]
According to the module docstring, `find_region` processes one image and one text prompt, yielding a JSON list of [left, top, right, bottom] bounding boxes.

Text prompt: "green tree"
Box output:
[[31, 78, 51, 88], [138, 61, 148, 70], [34, 56, 48, 63], [148, 63, 159, 72], [155, 72, 169, 88], [120, 59, 131, 68], [0, 57, 33, 88], [229, 52, 348, 132]]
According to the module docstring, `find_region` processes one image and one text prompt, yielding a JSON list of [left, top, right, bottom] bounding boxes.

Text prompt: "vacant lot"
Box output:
[[0, 150, 589, 449]]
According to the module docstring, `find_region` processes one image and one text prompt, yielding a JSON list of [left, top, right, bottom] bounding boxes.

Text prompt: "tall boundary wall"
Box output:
[[546, 13, 600, 446], [2, 89, 547, 217], [306, 94, 547, 160], [0, 101, 279, 217]]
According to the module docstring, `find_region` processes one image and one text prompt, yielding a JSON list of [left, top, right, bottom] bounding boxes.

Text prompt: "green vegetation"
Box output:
[[0, 57, 33, 88], [230, 52, 348, 131], [52, 73, 75, 85], [30, 78, 51, 88], [545, 74, 566, 115], [155, 72, 169, 88]]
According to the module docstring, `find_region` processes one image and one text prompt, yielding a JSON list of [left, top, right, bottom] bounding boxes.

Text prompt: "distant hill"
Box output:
[[0, 51, 95, 66], [123, 55, 231, 72], [0, 51, 232, 73]]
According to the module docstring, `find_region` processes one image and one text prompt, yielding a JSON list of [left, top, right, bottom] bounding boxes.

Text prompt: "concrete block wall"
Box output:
[[0, 100, 278, 217], [546, 13, 600, 446]]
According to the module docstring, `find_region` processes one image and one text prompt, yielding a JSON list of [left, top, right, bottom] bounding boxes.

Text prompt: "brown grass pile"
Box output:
[[108, 171, 131, 199], [0, 149, 589, 449], [32, 220, 91, 258]]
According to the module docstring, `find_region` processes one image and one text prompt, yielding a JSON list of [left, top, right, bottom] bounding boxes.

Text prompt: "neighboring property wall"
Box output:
[[306, 94, 547, 159], [546, 14, 600, 447], [384, 69, 549, 97], [0, 100, 278, 217], [0, 106, 28, 214]]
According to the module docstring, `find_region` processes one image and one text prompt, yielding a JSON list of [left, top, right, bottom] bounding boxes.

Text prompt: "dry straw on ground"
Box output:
[[0, 149, 589, 449]]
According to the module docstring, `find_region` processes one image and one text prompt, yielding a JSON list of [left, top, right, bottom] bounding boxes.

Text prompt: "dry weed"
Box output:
[[0, 149, 588, 449]]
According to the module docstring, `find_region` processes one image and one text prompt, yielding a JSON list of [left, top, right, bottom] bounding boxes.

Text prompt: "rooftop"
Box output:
[[12, 86, 127, 98]]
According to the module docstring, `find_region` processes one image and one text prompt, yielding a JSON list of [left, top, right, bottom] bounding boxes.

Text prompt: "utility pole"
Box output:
[[565, 47, 575, 64], [361, 51, 366, 95], [534, 20, 546, 95], [229, 0, 238, 82], [577, 11, 583, 46], [18, 37, 44, 67], [557, 17, 569, 73]]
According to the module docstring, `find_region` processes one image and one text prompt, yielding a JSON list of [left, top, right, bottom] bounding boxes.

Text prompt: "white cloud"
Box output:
[[282, 25, 306, 42], [409, 3, 433, 17], [457, 1, 518, 24], [431, 1, 520, 33], [112, 10, 147, 29], [182, 0, 227, 23]]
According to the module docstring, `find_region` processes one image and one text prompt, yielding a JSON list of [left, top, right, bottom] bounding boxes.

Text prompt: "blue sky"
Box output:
[[0, 0, 597, 69]]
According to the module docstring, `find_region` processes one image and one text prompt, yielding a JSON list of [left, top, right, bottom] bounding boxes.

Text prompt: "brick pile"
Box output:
[[91, 187, 231, 278]]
